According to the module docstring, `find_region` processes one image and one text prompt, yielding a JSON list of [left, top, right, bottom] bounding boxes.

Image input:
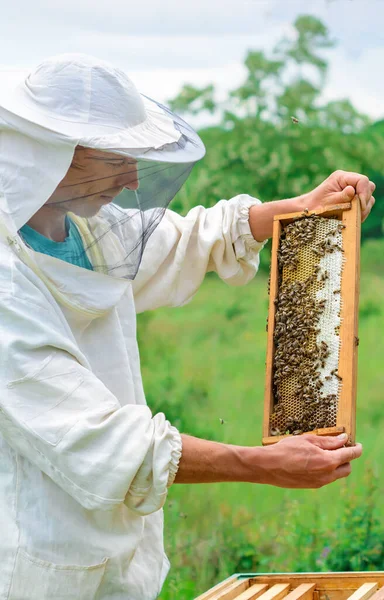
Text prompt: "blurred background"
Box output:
[[4, 1, 384, 598]]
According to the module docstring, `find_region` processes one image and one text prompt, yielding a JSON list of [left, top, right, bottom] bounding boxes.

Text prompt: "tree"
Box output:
[[229, 51, 283, 119], [168, 84, 216, 116]]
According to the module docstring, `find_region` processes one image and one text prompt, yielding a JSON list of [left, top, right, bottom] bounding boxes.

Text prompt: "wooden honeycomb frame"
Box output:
[[196, 572, 384, 600], [262, 201, 361, 446]]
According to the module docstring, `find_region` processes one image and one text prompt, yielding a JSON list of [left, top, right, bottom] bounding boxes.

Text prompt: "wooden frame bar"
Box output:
[[262, 201, 361, 446], [197, 572, 384, 600], [346, 583, 379, 600], [236, 584, 270, 600]]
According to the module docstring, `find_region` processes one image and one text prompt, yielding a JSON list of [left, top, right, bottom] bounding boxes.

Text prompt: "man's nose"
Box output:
[[116, 167, 139, 190]]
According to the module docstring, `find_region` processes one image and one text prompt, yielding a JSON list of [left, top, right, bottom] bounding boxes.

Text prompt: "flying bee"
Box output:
[[219, 418, 226, 425]]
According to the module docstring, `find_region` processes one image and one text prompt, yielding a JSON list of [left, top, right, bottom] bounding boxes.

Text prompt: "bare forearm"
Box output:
[[174, 434, 262, 484], [249, 194, 309, 242]]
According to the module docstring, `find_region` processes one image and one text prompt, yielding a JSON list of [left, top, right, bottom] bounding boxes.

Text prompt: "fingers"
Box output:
[[331, 462, 352, 482], [340, 185, 356, 202], [335, 171, 375, 212], [330, 443, 363, 468], [362, 196, 375, 223], [307, 433, 348, 450]]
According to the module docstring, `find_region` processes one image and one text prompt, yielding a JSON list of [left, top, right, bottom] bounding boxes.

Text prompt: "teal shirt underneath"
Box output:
[[19, 216, 93, 271]]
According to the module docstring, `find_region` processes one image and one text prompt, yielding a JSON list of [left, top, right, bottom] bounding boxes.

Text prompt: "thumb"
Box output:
[[339, 185, 355, 202], [309, 433, 348, 450]]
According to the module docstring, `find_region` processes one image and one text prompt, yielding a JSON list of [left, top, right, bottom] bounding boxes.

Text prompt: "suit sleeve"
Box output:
[[132, 194, 267, 312], [0, 291, 181, 515]]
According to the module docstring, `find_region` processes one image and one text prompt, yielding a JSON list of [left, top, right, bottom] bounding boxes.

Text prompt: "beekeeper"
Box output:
[[0, 54, 373, 600]]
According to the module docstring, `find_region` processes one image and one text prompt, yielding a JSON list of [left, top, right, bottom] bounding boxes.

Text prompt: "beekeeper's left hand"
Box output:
[[305, 170, 376, 223]]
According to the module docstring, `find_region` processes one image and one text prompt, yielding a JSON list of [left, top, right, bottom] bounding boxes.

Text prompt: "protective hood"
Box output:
[[0, 53, 205, 279]]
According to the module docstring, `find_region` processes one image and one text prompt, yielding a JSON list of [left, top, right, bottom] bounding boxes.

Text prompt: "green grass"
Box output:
[[138, 242, 384, 599]]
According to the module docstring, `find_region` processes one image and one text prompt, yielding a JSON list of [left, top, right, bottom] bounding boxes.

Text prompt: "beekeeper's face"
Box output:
[[47, 146, 139, 217]]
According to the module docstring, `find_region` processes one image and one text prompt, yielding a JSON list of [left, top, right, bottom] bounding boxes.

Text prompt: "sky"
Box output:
[[2, 0, 384, 126]]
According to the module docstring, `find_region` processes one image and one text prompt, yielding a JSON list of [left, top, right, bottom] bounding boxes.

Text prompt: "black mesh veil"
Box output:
[[20, 99, 205, 280]]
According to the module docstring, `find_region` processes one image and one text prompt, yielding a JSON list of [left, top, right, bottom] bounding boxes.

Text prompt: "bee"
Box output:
[[270, 428, 281, 436], [219, 418, 226, 425], [291, 116, 299, 124], [355, 336, 360, 347]]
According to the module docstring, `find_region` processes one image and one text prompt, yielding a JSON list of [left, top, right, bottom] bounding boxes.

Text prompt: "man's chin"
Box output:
[[68, 201, 108, 219]]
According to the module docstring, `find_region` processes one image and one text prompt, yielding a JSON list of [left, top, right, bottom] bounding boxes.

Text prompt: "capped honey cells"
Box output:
[[269, 214, 345, 436]]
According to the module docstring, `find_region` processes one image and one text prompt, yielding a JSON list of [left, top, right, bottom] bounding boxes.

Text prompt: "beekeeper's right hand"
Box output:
[[253, 433, 362, 489], [173, 433, 362, 489]]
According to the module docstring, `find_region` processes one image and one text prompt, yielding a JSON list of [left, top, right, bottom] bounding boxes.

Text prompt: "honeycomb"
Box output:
[[270, 215, 344, 435]]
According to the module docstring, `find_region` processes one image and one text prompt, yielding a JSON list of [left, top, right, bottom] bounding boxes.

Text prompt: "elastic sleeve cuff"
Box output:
[[232, 195, 268, 266], [166, 426, 182, 487]]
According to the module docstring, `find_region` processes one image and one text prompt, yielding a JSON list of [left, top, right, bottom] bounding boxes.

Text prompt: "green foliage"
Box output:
[[168, 83, 216, 115], [359, 299, 381, 320], [230, 50, 283, 118], [324, 469, 384, 571], [285, 15, 335, 74], [361, 170, 384, 241], [360, 238, 384, 275], [137, 311, 218, 441]]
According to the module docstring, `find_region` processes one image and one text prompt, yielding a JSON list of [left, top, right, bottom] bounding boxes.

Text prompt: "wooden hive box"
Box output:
[[195, 571, 384, 600], [262, 201, 361, 446]]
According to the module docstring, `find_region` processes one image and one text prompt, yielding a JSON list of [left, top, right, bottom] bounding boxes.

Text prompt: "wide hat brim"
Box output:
[[0, 68, 205, 164]]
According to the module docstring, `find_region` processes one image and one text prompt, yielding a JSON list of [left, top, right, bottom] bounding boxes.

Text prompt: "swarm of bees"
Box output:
[[269, 214, 345, 436]]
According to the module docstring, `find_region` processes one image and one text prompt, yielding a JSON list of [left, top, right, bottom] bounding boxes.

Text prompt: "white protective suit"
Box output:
[[0, 54, 265, 600]]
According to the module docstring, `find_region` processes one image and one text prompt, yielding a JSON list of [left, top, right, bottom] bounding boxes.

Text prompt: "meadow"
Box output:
[[137, 238, 384, 599]]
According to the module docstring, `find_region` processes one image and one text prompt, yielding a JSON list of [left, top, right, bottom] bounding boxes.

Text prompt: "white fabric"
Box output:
[[0, 191, 264, 599], [0, 54, 183, 148]]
